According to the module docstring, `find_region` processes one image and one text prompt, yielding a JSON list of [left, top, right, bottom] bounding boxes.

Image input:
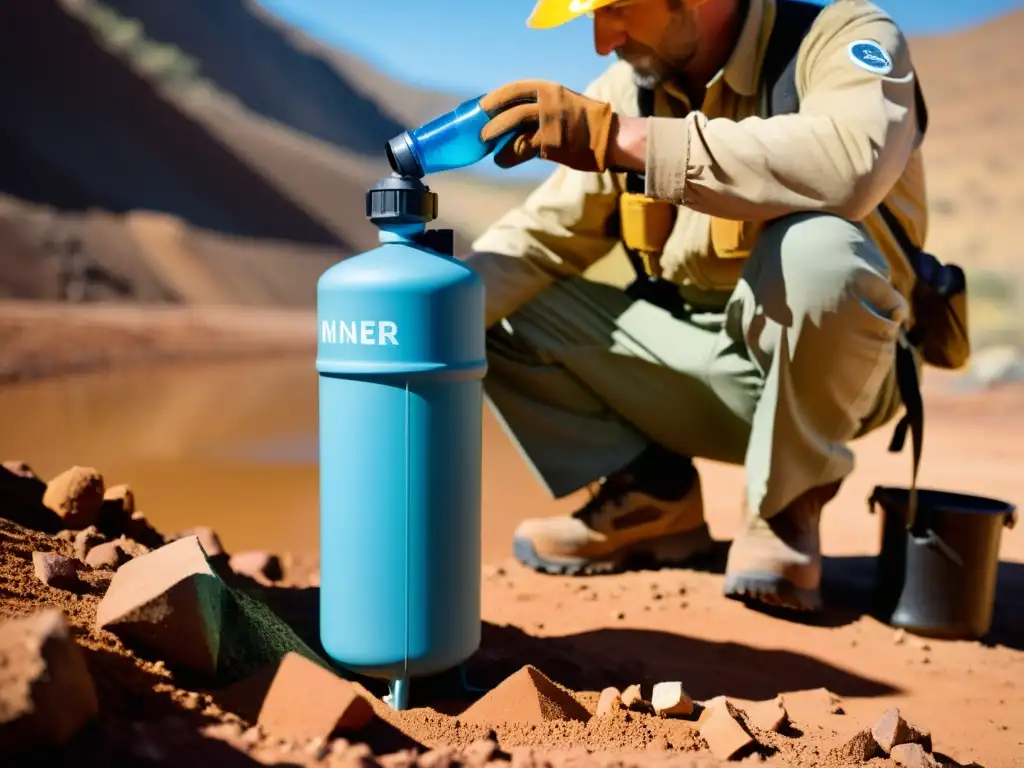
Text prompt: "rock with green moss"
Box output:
[[95, 535, 324, 684]]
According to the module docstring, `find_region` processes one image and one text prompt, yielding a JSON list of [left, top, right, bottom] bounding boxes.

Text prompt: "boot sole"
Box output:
[[722, 571, 822, 613], [512, 525, 716, 576]]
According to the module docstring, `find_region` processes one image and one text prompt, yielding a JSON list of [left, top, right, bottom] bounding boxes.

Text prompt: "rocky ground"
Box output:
[[0, 459, 1003, 768]]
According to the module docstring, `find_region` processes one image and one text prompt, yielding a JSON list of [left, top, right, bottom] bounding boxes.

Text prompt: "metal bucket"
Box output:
[[870, 485, 1017, 640]]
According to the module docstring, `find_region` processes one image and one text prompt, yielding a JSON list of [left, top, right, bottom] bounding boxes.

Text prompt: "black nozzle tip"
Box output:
[[385, 133, 423, 179]]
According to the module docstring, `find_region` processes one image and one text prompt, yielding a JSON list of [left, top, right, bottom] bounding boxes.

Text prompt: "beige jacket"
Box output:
[[468, 0, 928, 328]]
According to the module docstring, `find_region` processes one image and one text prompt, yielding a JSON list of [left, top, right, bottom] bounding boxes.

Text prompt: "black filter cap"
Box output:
[[365, 173, 438, 226], [385, 132, 424, 178]]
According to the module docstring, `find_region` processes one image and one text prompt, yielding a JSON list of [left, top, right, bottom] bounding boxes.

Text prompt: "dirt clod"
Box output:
[[225, 651, 373, 742], [103, 483, 135, 514], [0, 463, 62, 531], [461, 736, 503, 764], [460, 665, 591, 724], [85, 540, 132, 570], [872, 708, 932, 754], [595, 687, 621, 717], [122, 511, 165, 549], [745, 696, 788, 733], [829, 727, 883, 762], [73, 525, 105, 561], [0, 608, 99, 753], [42, 466, 105, 530], [780, 687, 844, 723], [651, 681, 694, 718], [2, 460, 46, 500], [697, 695, 732, 724], [32, 551, 83, 591], [697, 698, 755, 761], [620, 684, 651, 714], [229, 550, 283, 581], [2, 459, 40, 482], [114, 535, 151, 559], [97, 484, 135, 536], [891, 742, 941, 767]]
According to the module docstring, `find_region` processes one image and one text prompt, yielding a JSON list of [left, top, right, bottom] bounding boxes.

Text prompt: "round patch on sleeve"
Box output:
[[848, 40, 894, 75]]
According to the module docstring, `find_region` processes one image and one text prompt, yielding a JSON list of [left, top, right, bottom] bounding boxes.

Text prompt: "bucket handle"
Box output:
[[867, 492, 965, 568], [921, 529, 965, 568], [868, 491, 1019, 566]]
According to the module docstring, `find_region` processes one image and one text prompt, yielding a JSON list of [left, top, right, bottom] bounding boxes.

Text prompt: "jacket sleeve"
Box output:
[[644, 1, 922, 222]]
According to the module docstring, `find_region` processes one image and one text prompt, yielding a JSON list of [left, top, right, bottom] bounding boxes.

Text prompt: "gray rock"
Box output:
[[32, 551, 83, 591]]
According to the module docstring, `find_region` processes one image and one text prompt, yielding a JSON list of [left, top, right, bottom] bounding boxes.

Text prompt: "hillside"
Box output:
[[909, 7, 1024, 275], [0, 0, 532, 306], [905, 7, 1024, 346], [0, 0, 345, 249], [79, 0, 465, 156]]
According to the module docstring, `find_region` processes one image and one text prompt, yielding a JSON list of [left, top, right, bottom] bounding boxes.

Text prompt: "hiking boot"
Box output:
[[722, 482, 842, 612], [511, 445, 714, 576]]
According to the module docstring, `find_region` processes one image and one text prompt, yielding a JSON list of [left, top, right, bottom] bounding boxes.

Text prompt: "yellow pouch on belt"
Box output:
[[709, 217, 764, 260], [619, 192, 677, 277]]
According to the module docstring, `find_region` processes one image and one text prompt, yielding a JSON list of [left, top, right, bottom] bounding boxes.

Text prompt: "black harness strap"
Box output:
[[765, 1, 931, 524], [634, 85, 657, 176], [760, 0, 825, 117], [762, 0, 929, 135], [621, 85, 683, 308], [622, 86, 655, 292]]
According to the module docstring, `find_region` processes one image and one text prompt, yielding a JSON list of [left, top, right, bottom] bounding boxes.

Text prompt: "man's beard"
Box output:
[[616, 44, 678, 88], [614, 14, 700, 88]]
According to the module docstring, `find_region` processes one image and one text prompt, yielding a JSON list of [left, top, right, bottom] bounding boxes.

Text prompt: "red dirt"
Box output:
[[458, 665, 591, 724], [0, 472, 1015, 767]]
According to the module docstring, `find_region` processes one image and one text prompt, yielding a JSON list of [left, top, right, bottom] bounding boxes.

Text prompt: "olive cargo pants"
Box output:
[[482, 213, 908, 520]]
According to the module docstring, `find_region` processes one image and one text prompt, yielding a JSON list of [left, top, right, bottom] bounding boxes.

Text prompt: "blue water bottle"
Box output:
[[386, 95, 514, 177], [317, 174, 486, 711]]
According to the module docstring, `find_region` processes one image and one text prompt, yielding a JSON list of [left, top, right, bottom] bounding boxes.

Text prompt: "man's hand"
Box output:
[[479, 80, 617, 173]]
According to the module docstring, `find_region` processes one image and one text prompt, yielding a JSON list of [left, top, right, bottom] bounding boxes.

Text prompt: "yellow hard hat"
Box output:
[[526, 0, 620, 29]]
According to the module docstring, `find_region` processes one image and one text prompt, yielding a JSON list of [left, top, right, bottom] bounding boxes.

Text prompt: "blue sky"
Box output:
[[257, 0, 1022, 178]]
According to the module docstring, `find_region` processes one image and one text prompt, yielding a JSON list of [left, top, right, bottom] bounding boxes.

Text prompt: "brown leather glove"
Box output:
[[478, 80, 616, 174]]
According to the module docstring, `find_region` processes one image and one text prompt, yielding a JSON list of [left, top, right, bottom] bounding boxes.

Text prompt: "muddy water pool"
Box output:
[[0, 357, 571, 560]]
